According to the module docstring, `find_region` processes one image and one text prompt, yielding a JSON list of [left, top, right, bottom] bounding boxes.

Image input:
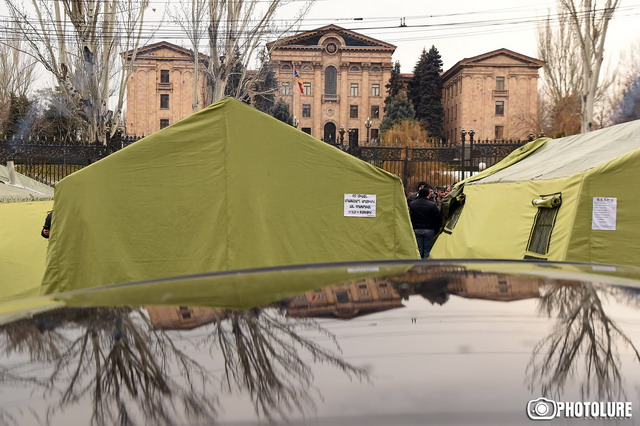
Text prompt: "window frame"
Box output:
[[349, 83, 359, 97], [371, 83, 380, 97], [160, 94, 170, 109], [495, 100, 505, 115], [349, 105, 358, 119], [302, 104, 311, 118]]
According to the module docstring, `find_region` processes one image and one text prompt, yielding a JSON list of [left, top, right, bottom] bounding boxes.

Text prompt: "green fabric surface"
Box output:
[[0, 201, 54, 300], [42, 98, 419, 293]]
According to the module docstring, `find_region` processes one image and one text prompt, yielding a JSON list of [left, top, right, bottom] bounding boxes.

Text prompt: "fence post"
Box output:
[[459, 129, 466, 182], [403, 146, 410, 187]]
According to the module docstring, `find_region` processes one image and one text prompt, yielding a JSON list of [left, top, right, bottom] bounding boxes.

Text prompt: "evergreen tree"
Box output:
[[613, 76, 640, 124], [408, 46, 444, 139], [384, 61, 403, 112], [252, 50, 278, 114], [2, 93, 31, 138], [380, 91, 415, 132], [271, 99, 293, 125], [225, 50, 250, 104]]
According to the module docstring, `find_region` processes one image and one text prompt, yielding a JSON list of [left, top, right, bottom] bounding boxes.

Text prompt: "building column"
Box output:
[[361, 63, 371, 145], [313, 62, 323, 137], [339, 62, 349, 136]]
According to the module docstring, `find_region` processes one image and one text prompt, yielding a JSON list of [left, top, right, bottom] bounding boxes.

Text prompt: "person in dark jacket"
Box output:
[[409, 188, 441, 258], [41, 211, 52, 239]]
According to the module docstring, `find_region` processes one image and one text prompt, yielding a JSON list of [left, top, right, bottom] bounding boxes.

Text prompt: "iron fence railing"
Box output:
[[1, 136, 528, 189]]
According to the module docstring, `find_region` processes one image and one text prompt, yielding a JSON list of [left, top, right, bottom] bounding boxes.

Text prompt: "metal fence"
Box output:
[[0, 136, 141, 186], [1, 135, 527, 189]]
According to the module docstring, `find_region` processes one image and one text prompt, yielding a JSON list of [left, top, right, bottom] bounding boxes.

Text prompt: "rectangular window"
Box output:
[[496, 76, 505, 90], [527, 194, 562, 256], [303, 82, 311, 95], [301, 127, 311, 135], [360, 289, 370, 296], [281, 82, 291, 95], [302, 104, 311, 118], [371, 83, 380, 97], [371, 105, 380, 119], [495, 125, 504, 139], [160, 119, 169, 129], [160, 70, 170, 83], [350, 83, 359, 97], [370, 128, 379, 142], [495, 101, 505, 115], [350, 105, 358, 118], [160, 94, 169, 109]]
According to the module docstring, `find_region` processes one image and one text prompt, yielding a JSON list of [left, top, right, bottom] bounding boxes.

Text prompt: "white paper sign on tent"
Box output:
[[592, 197, 617, 231], [344, 194, 376, 217]]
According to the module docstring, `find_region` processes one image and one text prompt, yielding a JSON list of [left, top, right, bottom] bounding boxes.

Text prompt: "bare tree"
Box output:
[[4, 0, 152, 144], [0, 25, 37, 102], [204, 0, 313, 104], [170, 0, 208, 112], [537, 10, 582, 136], [527, 283, 640, 400], [205, 309, 368, 421], [558, 0, 621, 133]]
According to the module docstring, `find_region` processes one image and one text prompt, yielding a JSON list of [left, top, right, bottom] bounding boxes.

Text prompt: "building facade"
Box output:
[[125, 41, 206, 136], [442, 48, 544, 143], [267, 25, 395, 145]]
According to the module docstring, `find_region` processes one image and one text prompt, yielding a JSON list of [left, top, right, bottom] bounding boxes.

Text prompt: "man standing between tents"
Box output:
[[409, 188, 442, 258]]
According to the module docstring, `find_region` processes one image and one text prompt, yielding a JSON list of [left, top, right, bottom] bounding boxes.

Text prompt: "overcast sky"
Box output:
[[285, 0, 640, 72]]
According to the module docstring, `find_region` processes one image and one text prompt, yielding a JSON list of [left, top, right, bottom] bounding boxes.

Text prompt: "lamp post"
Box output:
[[339, 126, 345, 145], [365, 116, 372, 144], [292, 115, 298, 129]]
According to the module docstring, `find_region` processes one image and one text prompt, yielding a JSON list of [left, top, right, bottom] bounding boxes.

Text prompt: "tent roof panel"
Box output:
[[471, 120, 640, 184]]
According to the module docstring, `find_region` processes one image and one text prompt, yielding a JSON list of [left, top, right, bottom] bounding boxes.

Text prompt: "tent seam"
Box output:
[[223, 99, 231, 271]]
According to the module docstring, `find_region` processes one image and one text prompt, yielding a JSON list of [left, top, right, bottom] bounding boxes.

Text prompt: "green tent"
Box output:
[[42, 98, 418, 293], [0, 164, 54, 301], [431, 119, 640, 266]]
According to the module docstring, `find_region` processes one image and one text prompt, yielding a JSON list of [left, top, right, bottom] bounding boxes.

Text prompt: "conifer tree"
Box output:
[[380, 91, 415, 132], [252, 51, 278, 114], [409, 46, 444, 139], [271, 99, 293, 125], [384, 61, 403, 112]]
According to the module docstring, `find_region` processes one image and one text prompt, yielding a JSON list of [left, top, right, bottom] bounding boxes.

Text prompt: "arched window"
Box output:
[[349, 66, 360, 72], [281, 64, 292, 71], [325, 66, 337, 95], [370, 66, 382, 72], [302, 64, 312, 71]]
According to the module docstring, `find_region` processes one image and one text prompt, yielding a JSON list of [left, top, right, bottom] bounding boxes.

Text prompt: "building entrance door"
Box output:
[[324, 122, 336, 143]]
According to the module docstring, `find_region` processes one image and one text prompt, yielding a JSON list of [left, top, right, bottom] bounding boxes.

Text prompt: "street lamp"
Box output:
[[292, 115, 298, 128], [365, 116, 372, 144], [468, 128, 475, 142], [339, 126, 345, 145]]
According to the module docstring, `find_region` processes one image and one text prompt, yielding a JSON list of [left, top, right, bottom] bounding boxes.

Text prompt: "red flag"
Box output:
[[294, 68, 304, 94]]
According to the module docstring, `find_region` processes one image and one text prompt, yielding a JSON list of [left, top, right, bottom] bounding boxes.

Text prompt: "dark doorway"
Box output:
[[324, 122, 336, 143], [336, 291, 350, 303]]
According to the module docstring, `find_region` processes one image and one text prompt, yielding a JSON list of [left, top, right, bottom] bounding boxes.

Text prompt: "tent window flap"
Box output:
[[526, 193, 562, 255]]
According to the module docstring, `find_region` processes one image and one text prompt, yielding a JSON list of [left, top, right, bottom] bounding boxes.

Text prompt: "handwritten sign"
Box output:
[[592, 197, 617, 231], [344, 194, 376, 217]]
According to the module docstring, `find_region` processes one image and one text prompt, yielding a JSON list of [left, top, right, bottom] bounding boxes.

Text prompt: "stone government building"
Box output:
[[125, 26, 543, 143]]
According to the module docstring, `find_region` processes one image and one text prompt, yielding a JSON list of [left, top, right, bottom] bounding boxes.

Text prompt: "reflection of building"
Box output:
[[146, 306, 223, 330], [442, 48, 544, 143], [124, 41, 207, 136], [267, 25, 394, 144], [446, 272, 541, 302], [286, 279, 403, 319]]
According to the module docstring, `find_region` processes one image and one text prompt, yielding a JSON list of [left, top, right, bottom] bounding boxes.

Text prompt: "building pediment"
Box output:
[[442, 48, 543, 81], [124, 41, 208, 61], [267, 24, 396, 51]]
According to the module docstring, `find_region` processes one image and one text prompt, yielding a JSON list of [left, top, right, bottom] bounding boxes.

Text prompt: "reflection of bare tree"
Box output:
[[528, 283, 640, 400], [0, 308, 217, 426], [205, 308, 368, 421]]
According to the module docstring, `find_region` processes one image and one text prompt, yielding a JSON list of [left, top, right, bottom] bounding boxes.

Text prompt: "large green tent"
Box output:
[[42, 98, 418, 293], [431, 119, 640, 266]]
